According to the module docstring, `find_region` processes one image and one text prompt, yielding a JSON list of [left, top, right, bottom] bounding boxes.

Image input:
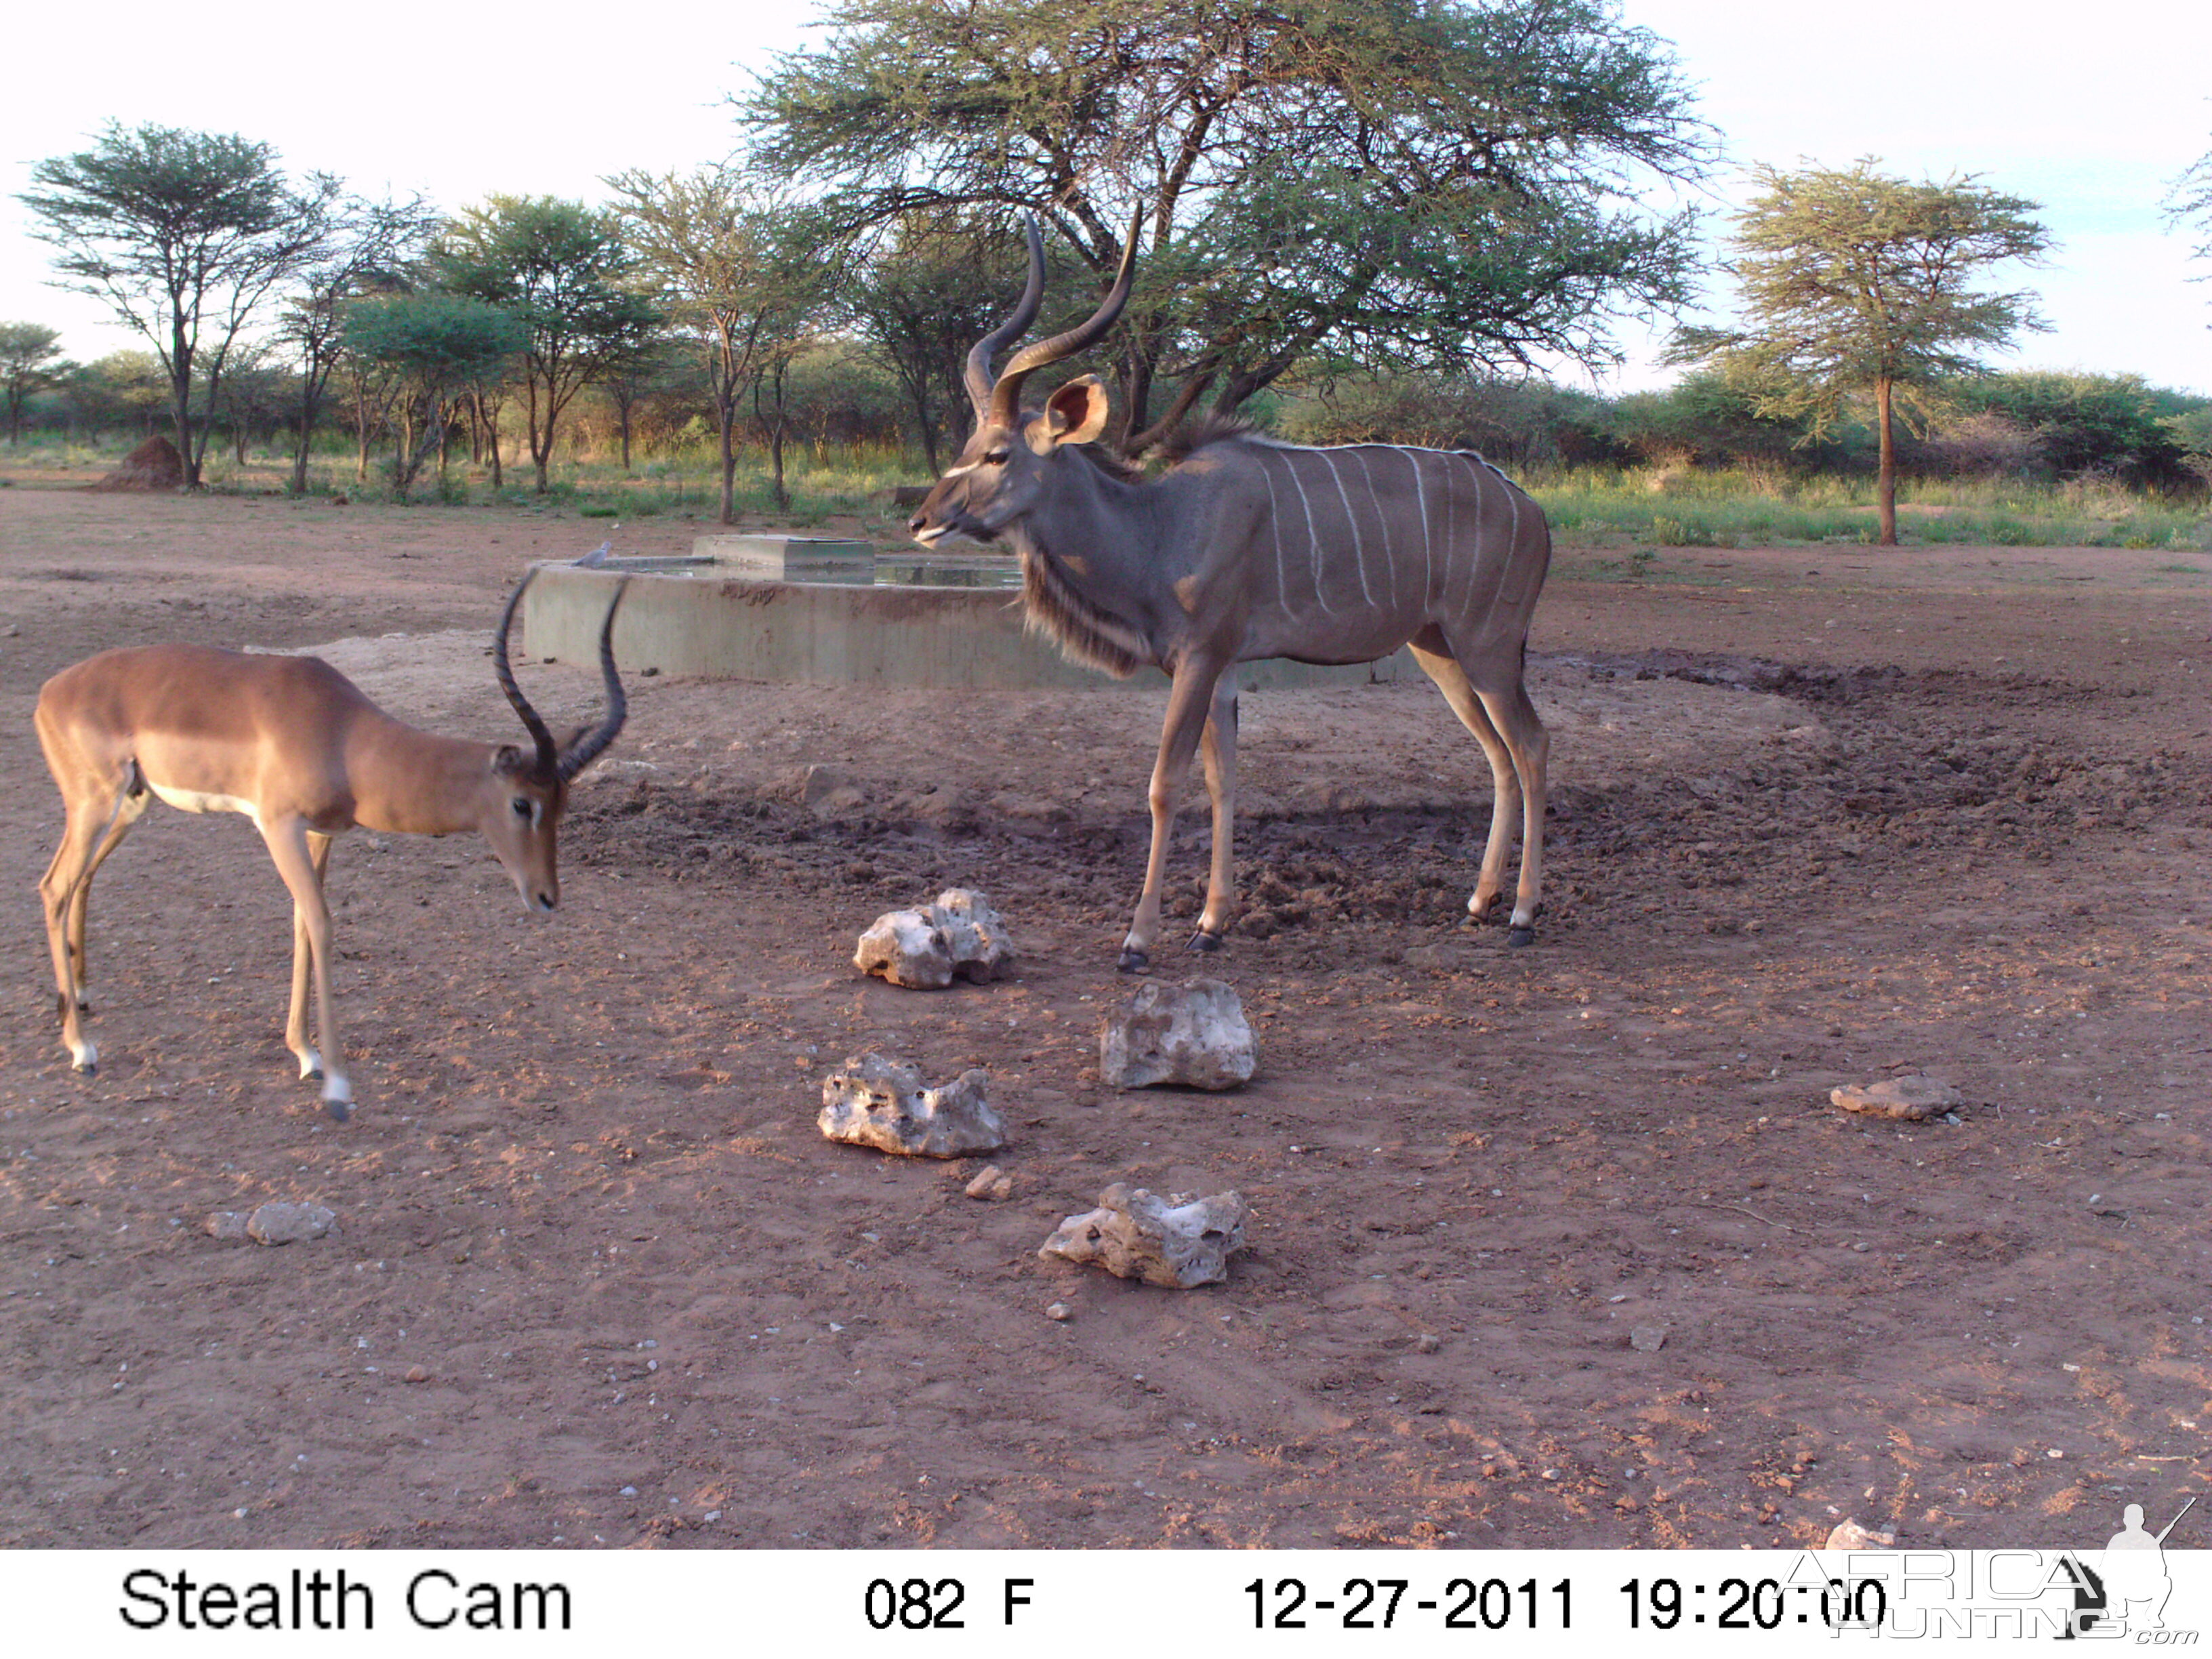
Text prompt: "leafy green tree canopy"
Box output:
[[18, 122, 341, 485], [341, 292, 526, 496], [1668, 159, 2051, 544], [434, 196, 659, 492], [0, 322, 74, 443], [738, 0, 1713, 450]]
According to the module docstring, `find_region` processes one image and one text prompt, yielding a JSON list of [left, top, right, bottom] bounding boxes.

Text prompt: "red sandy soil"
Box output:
[[0, 484, 2207, 1549]]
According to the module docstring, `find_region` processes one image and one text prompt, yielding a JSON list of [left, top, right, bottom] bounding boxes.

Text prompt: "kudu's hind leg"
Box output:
[[1472, 677, 1549, 944], [1410, 641, 1525, 931], [1122, 655, 1230, 973], [1192, 680, 1241, 951]]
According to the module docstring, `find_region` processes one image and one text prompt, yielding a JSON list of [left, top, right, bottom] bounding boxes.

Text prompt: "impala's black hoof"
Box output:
[[74, 1059, 97, 1078], [1508, 926, 1536, 947], [1186, 929, 1223, 954], [324, 1098, 352, 1123], [305, 1065, 324, 1083], [1118, 947, 1150, 975]]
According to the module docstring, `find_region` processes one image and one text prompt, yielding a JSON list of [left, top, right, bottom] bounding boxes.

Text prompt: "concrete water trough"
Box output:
[[523, 534, 1416, 692]]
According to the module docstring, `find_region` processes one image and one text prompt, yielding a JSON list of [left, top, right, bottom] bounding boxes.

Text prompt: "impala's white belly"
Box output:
[[148, 781, 258, 821]]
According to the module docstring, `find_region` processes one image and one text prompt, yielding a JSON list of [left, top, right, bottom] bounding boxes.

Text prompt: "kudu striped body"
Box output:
[[33, 571, 628, 1118], [911, 213, 1551, 970]]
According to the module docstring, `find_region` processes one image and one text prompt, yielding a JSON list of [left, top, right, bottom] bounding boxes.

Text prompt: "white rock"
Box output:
[[853, 889, 1016, 989], [964, 1164, 1014, 1201], [930, 889, 1015, 983], [1039, 1183, 1249, 1288], [205, 1211, 250, 1242], [818, 1053, 1007, 1158], [1100, 977, 1256, 1090], [1830, 1075, 1961, 1121], [854, 909, 955, 989], [245, 1202, 336, 1245]]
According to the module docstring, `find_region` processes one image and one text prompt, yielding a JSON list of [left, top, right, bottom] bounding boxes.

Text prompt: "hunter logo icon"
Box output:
[[2095, 1497, 2194, 1635]]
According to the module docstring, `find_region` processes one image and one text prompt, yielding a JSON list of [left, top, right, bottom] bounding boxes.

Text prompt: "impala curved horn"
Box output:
[[963, 216, 1046, 418], [493, 569, 560, 775], [491, 571, 631, 782], [987, 203, 1143, 429], [556, 579, 630, 782]]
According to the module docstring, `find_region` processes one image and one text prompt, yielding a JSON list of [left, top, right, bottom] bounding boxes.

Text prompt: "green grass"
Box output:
[[12, 436, 2209, 551], [1525, 466, 2212, 551]]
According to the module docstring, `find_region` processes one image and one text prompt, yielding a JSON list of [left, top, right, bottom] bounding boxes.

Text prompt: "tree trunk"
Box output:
[[1875, 375, 1898, 547]]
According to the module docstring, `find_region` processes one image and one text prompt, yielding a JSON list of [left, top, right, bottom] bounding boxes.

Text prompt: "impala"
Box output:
[[33, 571, 628, 1118], [909, 215, 1552, 970]]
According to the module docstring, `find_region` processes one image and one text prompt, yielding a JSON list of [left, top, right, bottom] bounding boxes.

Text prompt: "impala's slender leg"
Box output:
[[1192, 679, 1241, 949], [263, 817, 350, 1118], [285, 832, 335, 1084], [1409, 638, 1523, 927], [67, 777, 149, 1011], [40, 800, 116, 1073], [1121, 654, 1231, 973]]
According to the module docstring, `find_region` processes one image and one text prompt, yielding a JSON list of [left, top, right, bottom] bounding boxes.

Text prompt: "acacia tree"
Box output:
[[274, 194, 437, 494], [340, 293, 525, 499], [19, 123, 342, 487], [841, 210, 1033, 470], [738, 0, 1711, 451], [607, 169, 829, 518], [2167, 137, 2212, 300], [1667, 161, 2051, 545], [434, 196, 659, 493], [0, 323, 72, 445]]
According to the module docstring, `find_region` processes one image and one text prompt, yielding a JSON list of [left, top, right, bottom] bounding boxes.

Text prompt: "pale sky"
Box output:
[[3, 0, 2207, 395]]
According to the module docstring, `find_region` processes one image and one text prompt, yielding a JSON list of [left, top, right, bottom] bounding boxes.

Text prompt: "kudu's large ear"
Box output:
[[1030, 375, 1111, 454]]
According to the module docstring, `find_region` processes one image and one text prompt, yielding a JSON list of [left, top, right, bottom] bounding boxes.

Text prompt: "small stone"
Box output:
[[1040, 1183, 1249, 1288], [819, 1053, 1007, 1158], [1630, 1325, 1669, 1353], [1044, 1302, 1072, 1322], [1415, 1333, 1443, 1354], [1100, 977, 1257, 1091], [964, 1164, 1013, 1201], [1829, 1075, 1962, 1120], [403, 1365, 430, 1385], [1824, 1518, 1896, 1549], [245, 1202, 335, 1245], [928, 889, 1016, 983], [205, 1211, 250, 1242]]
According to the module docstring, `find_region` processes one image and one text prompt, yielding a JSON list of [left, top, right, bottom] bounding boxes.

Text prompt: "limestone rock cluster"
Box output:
[[1099, 977, 1256, 1090], [1039, 1183, 1250, 1289], [853, 889, 1016, 989], [817, 1052, 1007, 1158]]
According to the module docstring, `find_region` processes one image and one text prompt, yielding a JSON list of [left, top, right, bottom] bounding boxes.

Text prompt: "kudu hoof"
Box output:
[[1186, 929, 1224, 954], [1118, 947, 1151, 975], [1508, 926, 1536, 947]]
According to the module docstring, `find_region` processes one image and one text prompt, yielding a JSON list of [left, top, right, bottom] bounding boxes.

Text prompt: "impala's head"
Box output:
[[909, 209, 1140, 548], [485, 571, 630, 912]]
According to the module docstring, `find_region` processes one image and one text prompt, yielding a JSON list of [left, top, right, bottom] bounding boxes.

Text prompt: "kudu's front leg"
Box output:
[[1192, 679, 1240, 950], [1120, 656, 1230, 973]]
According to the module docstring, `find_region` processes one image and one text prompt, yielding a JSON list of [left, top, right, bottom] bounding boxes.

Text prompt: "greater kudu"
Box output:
[[910, 216, 1551, 971]]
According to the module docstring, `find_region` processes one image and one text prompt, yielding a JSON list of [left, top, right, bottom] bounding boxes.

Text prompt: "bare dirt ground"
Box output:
[[0, 484, 2207, 1551]]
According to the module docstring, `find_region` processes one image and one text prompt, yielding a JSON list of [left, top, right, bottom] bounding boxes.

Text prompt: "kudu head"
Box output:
[[485, 569, 629, 913], [907, 209, 1141, 547]]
